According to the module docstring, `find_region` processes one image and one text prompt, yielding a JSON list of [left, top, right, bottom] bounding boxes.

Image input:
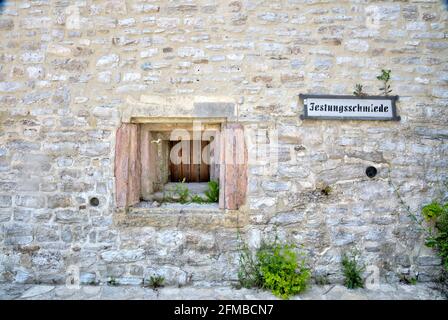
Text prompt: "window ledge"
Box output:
[[114, 202, 248, 230], [131, 201, 222, 214]]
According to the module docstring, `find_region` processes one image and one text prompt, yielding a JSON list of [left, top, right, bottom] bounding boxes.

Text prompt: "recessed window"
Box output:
[[114, 120, 247, 210], [139, 123, 219, 204]]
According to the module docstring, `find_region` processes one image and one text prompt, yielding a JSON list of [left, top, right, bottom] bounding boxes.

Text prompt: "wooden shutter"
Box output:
[[169, 140, 210, 182], [114, 123, 141, 208], [219, 123, 248, 210], [140, 128, 157, 199]]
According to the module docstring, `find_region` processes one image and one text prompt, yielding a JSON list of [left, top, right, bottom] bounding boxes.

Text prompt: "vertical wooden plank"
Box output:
[[169, 141, 177, 182], [191, 140, 201, 182], [211, 133, 220, 182], [141, 128, 158, 199], [127, 124, 141, 206], [190, 139, 194, 182], [181, 140, 190, 182], [200, 140, 210, 182], [115, 124, 131, 208], [222, 123, 247, 210], [218, 129, 226, 209], [179, 142, 184, 182], [161, 140, 170, 185], [224, 126, 236, 209], [235, 125, 248, 208]]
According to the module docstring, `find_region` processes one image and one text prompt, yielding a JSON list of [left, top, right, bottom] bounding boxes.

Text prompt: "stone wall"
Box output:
[[0, 0, 447, 286]]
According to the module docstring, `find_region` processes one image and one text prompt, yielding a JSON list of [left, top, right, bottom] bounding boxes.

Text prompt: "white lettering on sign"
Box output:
[[300, 95, 400, 121]]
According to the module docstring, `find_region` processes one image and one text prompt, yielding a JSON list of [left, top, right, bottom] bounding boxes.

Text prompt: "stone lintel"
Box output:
[[121, 96, 237, 123]]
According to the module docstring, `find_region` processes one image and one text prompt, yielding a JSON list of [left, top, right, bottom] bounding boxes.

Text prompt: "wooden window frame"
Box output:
[[114, 121, 247, 210]]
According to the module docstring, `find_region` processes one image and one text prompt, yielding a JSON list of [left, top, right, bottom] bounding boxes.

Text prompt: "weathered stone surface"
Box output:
[[2, 283, 443, 300], [0, 0, 446, 290], [3, 223, 33, 245], [96, 54, 119, 67], [144, 266, 188, 286], [0, 196, 12, 208], [15, 196, 45, 209], [0, 19, 14, 30], [55, 210, 84, 224], [47, 195, 72, 209], [101, 249, 145, 263], [0, 82, 24, 92]]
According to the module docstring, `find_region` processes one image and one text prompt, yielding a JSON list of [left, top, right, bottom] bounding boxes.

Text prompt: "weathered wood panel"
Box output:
[[218, 129, 226, 209], [220, 123, 247, 210], [127, 124, 141, 206], [169, 140, 210, 183], [200, 140, 210, 182], [115, 124, 131, 208], [115, 123, 141, 208]]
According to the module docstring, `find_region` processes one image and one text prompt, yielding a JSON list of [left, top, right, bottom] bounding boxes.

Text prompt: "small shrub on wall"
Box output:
[[341, 250, 365, 289], [422, 201, 448, 271], [237, 235, 311, 299]]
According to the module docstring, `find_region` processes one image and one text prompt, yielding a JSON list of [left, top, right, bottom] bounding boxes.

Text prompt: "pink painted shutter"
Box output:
[[114, 123, 141, 208], [127, 124, 141, 206], [219, 123, 248, 210]]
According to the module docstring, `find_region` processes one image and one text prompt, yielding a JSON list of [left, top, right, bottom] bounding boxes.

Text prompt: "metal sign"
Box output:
[[299, 94, 400, 121]]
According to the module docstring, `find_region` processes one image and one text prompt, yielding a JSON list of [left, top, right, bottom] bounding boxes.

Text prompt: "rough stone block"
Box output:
[[101, 249, 145, 263], [0, 195, 12, 208], [15, 196, 45, 209]]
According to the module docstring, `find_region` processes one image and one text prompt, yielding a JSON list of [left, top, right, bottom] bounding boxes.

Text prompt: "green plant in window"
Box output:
[[175, 184, 190, 204], [205, 180, 219, 203], [191, 194, 207, 204], [166, 178, 191, 204]]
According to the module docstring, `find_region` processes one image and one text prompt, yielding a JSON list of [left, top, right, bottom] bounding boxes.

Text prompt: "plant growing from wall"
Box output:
[[237, 234, 311, 299], [107, 277, 118, 286], [377, 69, 392, 96], [390, 176, 448, 273], [174, 180, 191, 204], [341, 250, 365, 289], [421, 200, 448, 271], [353, 84, 367, 97], [320, 185, 332, 196], [314, 273, 330, 285], [146, 275, 165, 289], [399, 274, 418, 285], [190, 194, 206, 203], [237, 240, 264, 289], [163, 178, 219, 204], [205, 180, 219, 203], [165, 178, 191, 204]]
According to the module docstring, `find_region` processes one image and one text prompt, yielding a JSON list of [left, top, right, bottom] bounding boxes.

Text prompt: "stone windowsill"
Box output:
[[130, 201, 223, 215], [114, 202, 248, 230]]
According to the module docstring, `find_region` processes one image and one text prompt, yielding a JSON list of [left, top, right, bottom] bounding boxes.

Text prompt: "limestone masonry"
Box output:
[[0, 0, 447, 287]]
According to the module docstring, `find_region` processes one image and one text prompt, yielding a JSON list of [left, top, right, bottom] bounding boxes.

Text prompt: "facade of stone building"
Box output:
[[0, 0, 447, 287]]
